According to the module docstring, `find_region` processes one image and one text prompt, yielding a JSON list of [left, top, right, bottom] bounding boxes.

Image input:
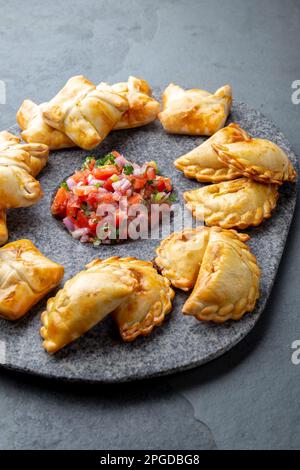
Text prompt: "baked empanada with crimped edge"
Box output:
[[155, 226, 249, 291], [184, 178, 279, 229], [159, 83, 232, 136], [0, 239, 64, 321], [42, 75, 129, 150], [17, 100, 74, 150], [98, 76, 160, 130], [0, 130, 49, 177], [174, 123, 250, 182], [182, 229, 260, 322], [213, 138, 297, 184], [40, 258, 138, 353], [91, 257, 174, 341]]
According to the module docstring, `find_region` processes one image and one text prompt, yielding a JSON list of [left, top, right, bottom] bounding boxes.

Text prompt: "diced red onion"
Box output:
[[80, 235, 90, 243], [63, 217, 75, 232], [115, 155, 128, 167], [66, 177, 76, 190], [71, 227, 90, 239]]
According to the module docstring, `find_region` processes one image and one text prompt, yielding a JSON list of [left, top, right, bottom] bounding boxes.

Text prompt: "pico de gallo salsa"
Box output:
[[51, 151, 175, 245]]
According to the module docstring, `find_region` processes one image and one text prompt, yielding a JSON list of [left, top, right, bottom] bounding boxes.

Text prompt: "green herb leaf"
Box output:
[[95, 153, 116, 167], [60, 181, 70, 191], [82, 156, 94, 170], [123, 164, 134, 175]]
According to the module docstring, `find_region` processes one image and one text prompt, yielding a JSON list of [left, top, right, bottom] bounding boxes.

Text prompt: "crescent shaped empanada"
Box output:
[[98, 76, 160, 129], [155, 226, 249, 291], [40, 259, 138, 353], [184, 178, 279, 229], [42, 75, 129, 150], [158, 83, 232, 136], [17, 100, 74, 150], [174, 123, 250, 182], [182, 229, 260, 322], [0, 130, 49, 177], [213, 138, 297, 184], [0, 240, 64, 320], [93, 257, 174, 341]]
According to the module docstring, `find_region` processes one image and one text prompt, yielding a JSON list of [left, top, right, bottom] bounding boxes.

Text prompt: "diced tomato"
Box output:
[[51, 187, 69, 216], [103, 178, 114, 192], [76, 210, 89, 228], [98, 193, 115, 204], [156, 176, 172, 192], [72, 170, 89, 185], [111, 151, 121, 158], [128, 193, 143, 205], [146, 166, 156, 180], [92, 165, 119, 180], [131, 176, 147, 190]]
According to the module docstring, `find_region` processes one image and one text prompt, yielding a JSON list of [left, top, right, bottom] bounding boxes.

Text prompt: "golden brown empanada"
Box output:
[[184, 178, 279, 229], [0, 130, 49, 177], [0, 209, 8, 245], [174, 123, 249, 182], [155, 226, 249, 291], [16, 100, 75, 150], [42, 75, 129, 150], [98, 76, 160, 129], [0, 239, 64, 320], [213, 138, 297, 184], [182, 229, 260, 322], [159, 83, 232, 135], [40, 259, 138, 353], [95, 257, 174, 341]]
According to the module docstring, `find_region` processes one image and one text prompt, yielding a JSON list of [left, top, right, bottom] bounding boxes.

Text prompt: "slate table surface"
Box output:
[[0, 0, 299, 450]]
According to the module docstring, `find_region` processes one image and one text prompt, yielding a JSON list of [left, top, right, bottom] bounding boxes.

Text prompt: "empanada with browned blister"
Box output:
[[155, 226, 249, 291], [103, 257, 174, 341], [17, 100, 75, 150], [98, 76, 160, 130], [213, 138, 296, 184], [174, 123, 250, 183], [184, 178, 279, 229], [40, 258, 138, 353], [159, 83, 232, 136], [42, 75, 129, 150], [0, 240, 64, 320], [182, 228, 260, 322]]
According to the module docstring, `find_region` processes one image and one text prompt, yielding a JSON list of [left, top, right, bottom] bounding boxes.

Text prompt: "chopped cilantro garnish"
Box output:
[[95, 153, 116, 167], [167, 193, 177, 202], [60, 181, 70, 191], [123, 164, 134, 175], [82, 156, 94, 170]]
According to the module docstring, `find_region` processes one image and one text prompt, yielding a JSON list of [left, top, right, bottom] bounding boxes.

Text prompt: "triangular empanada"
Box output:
[[40, 258, 138, 353], [182, 229, 260, 322], [42, 75, 129, 150], [0, 240, 64, 320], [159, 83, 232, 135], [17, 100, 74, 150], [184, 178, 279, 229], [98, 76, 160, 129], [174, 123, 249, 182], [96, 257, 174, 341], [155, 226, 249, 291], [213, 138, 296, 184]]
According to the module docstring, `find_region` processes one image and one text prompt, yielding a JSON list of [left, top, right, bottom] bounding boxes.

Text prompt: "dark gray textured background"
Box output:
[[0, 0, 299, 450]]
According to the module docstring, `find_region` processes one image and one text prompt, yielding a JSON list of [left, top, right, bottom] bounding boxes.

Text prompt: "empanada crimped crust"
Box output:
[[213, 138, 296, 184], [174, 123, 249, 182], [184, 178, 279, 229], [17, 100, 74, 150], [182, 229, 260, 322], [98, 76, 160, 129], [155, 226, 249, 291], [91, 257, 174, 341], [40, 259, 138, 353], [0, 240, 64, 321], [159, 83, 232, 136], [42, 75, 129, 150]]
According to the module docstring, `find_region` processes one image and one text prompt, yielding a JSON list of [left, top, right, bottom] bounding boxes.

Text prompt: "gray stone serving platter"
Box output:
[[0, 101, 297, 383]]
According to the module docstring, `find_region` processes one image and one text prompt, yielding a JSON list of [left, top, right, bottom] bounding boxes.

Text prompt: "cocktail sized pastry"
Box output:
[[42, 75, 129, 150], [155, 226, 249, 291], [159, 83, 232, 136], [0, 130, 49, 176], [184, 178, 279, 229], [182, 229, 260, 322], [174, 123, 250, 182], [97, 257, 174, 341], [0, 240, 64, 320], [0, 210, 8, 246], [40, 259, 138, 353], [98, 76, 160, 129], [17, 100, 74, 150], [213, 138, 297, 184]]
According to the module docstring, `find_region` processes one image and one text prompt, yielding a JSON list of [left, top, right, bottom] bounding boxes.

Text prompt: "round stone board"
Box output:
[[0, 101, 297, 383]]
